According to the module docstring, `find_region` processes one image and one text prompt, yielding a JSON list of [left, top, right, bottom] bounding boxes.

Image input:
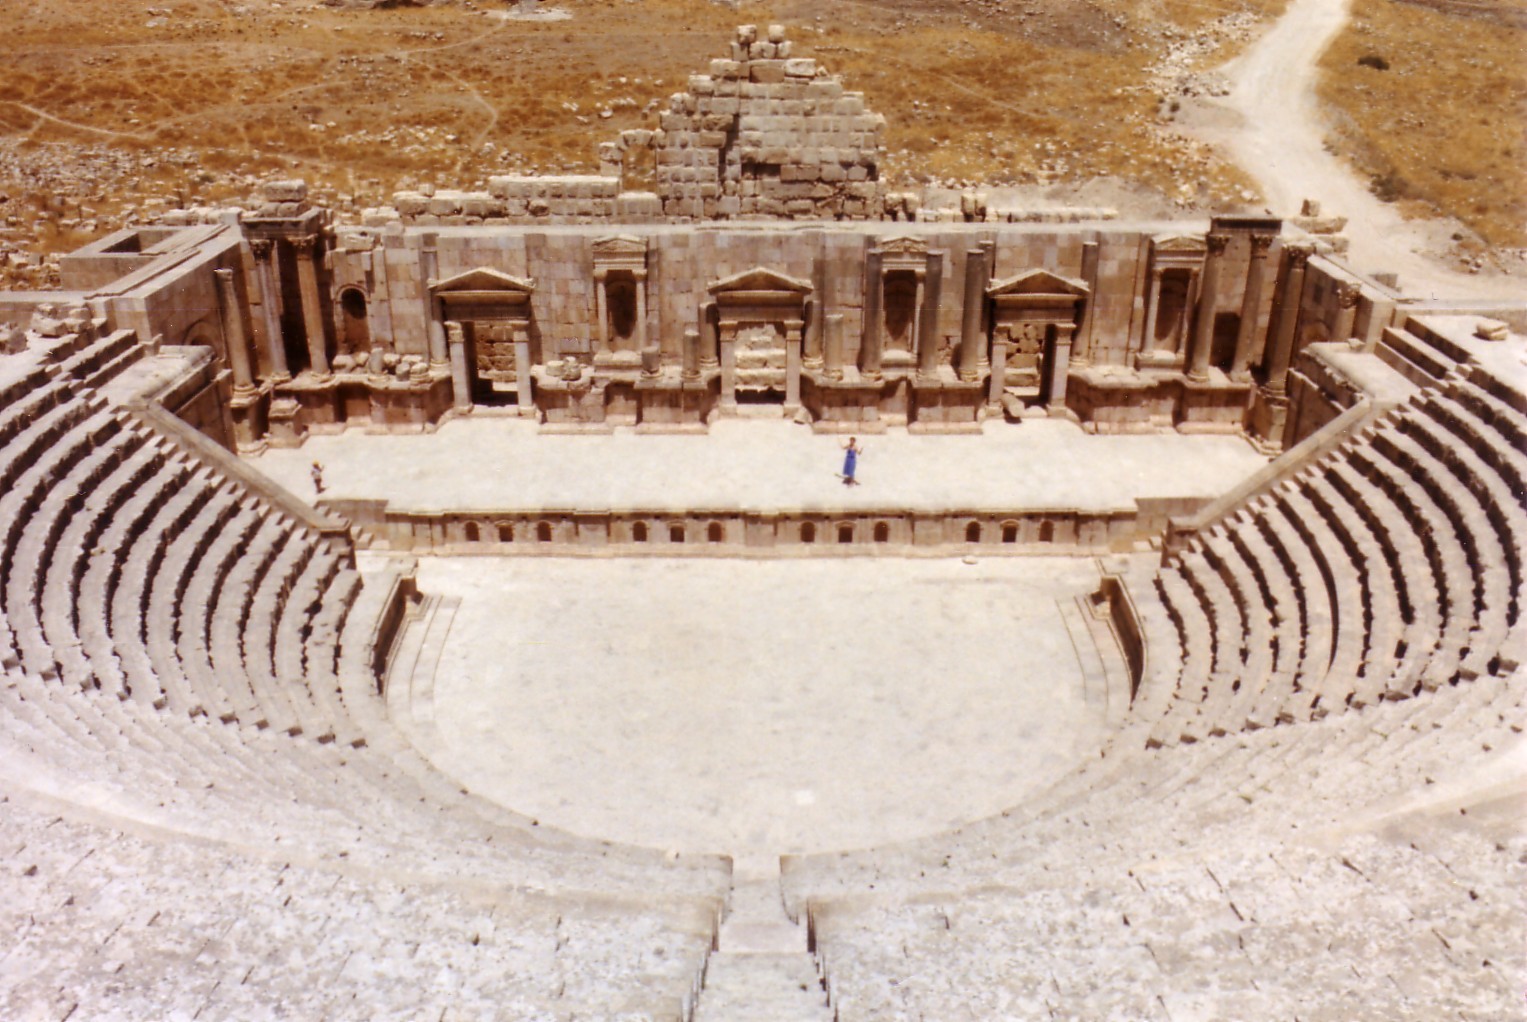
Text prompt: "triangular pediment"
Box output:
[[707, 267, 812, 295], [1152, 233, 1207, 254], [877, 236, 928, 256], [432, 267, 537, 294], [592, 234, 647, 257], [985, 269, 1089, 298]]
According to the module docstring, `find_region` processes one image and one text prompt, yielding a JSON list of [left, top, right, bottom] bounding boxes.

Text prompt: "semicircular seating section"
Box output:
[[0, 342, 728, 1020], [1139, 366, 1526, 748], [783, 363, 1526, 1019]]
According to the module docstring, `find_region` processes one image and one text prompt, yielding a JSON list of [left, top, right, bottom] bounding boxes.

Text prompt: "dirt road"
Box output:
[[1195, 0, 1513, 300]]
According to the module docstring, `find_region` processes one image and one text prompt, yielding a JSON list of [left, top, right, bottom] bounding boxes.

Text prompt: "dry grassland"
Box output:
[[0, 0, 1296, 285], [1319, 0, 1527, 251]]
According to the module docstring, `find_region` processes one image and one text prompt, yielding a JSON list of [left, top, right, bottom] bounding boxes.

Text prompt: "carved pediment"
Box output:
[[592, 234, 647, 258], [985, 269, 1089, 299], [431, 267, 537, 294], [707, 267, 813, 296], [1151, 233, 1208, 255], [877, 236, 928, 256]]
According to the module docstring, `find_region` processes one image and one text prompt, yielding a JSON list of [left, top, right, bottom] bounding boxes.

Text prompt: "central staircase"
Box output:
[[696, 854, 834, 1022]]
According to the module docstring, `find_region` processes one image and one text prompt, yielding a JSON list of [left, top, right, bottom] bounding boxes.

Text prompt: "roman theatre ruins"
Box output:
[[0, 23, 1522, 1021]]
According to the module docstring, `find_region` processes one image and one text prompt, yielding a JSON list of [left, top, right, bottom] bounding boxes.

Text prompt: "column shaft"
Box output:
[[1045, 323, 1076, 411], [860, 248, 882, 378], [1072, 240, 1099, 366], [1264, 244, 1313, 393], [1230, 234, 1274, 380], [1188, 233, 1229, 381], [446, 320, 472, 410], [957, 248, 986, 382], [251, 240, 290, 382], [293, 235, 330, 377], [214, 268, 256, 391], [421, 233, 450, 367], [917, 251, 943, 379]]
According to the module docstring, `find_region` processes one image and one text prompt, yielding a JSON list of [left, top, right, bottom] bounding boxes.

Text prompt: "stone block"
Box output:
[[263, 179, 308, 203], [620, 129, 654, 150], [783, 58, 818, 78], [711, 59, 743, 79], [767, 23, 786, 43], [689, 75, 716, 96], [750, 60, 787, 84], [393, 192, 429, 217]]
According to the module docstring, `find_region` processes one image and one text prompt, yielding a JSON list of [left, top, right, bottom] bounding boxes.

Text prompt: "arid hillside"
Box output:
[[1319, 0, 1527, 254], [1, 0, 1278, 285]]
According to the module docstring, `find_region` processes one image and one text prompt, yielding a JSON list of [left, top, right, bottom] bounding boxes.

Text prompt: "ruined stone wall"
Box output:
[[655, 24, 885, 220], [334, 222, 1261, 375]]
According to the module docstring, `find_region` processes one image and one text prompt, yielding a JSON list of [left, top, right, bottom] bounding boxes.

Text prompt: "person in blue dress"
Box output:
[[841, 436, 861, 486]]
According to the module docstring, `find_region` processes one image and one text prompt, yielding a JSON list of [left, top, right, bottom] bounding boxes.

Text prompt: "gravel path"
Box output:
[[1196, 0, 1514, 300]]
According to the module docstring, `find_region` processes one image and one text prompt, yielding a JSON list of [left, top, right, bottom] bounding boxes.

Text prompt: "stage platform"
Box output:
[[248, 416, 1268, 515]]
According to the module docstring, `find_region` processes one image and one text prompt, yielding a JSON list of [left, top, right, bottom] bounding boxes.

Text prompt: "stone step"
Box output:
[[694, 952, 832, 1022]]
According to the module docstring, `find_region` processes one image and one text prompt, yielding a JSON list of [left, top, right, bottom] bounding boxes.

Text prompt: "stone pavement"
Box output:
[[251, 416, 1268, 514], [397, 555, 1111, 857]]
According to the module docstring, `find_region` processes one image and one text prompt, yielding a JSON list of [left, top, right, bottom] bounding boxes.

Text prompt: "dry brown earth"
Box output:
[[0, 0, 1279, 286], [1319, 0, 1527, 259]]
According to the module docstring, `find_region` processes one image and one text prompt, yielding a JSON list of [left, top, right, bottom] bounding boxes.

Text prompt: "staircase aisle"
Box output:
[[694, 855, 834, 1022]]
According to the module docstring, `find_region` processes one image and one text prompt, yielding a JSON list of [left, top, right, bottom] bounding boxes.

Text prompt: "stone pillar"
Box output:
[[633, 270, 649, 352], [917, 251, 943, 380], [1230, 233, 1274, 381], [806, 242, 827, 368], [1188, 232, 1229, 381], [421, 233, 450, 368], [1072, 240, 1099, 367], [249, 239, 290, 383], [719, 328, 737, 410], [1140, 269, 1163, 355], [958, 248, 986, 382], [514, 333, 533, 410], [824, 310, 845, 381], [682, 326, 701, 380], [910, 279, 934, 378], [1333, 281, 1361, 347], [593, 270, 610, 353], [293, 233, 331, 378], [987, 336, 1008, 409], [785, 318, 803, 410], [700, 301, 720, 370], [446, 320, 472, 411], [214, 268, 256, 392], [1263, 243, 1313, 394], [1044, 322, 1076, 413], [860, 247, 882, 379]]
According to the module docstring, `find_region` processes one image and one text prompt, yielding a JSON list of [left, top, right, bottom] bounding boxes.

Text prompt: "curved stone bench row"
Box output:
[[1141, 372, 1525, 746], [0, 792, 716, 1022], [784, 635, 1525, 905], [0, 371, 730, 909]]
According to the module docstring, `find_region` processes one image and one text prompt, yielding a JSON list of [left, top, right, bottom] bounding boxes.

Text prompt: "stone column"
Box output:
[[446, 320, 472, 411], [1333, 281, 1361, 347], [806, 242, 827, 368], [214, 268, 256, 393], [1230, 233, 1274, 381], [700, 301, 720, 370], [292, 233, 331, 378], [593, 269, 610, 353], [421, 233, 450, 368], [860, 247, 882, 379], [1188, 232, 1229, 381], [1044, 322, 1076, 413], [1140, 269, 1163, 355], [682, 326, 701, 380], [910, 274, 934, 378], [958, 249, 987, 382], [633, 270, 649, 352], [824, 309, 845, 381], [1072, 240, 1099, 367], [514, 331, 533, 410], [249, 239, 290, 382], [1263, 243, 1313, 394], [785, 317, 803, 410], [987, 336, 1008, 409]]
